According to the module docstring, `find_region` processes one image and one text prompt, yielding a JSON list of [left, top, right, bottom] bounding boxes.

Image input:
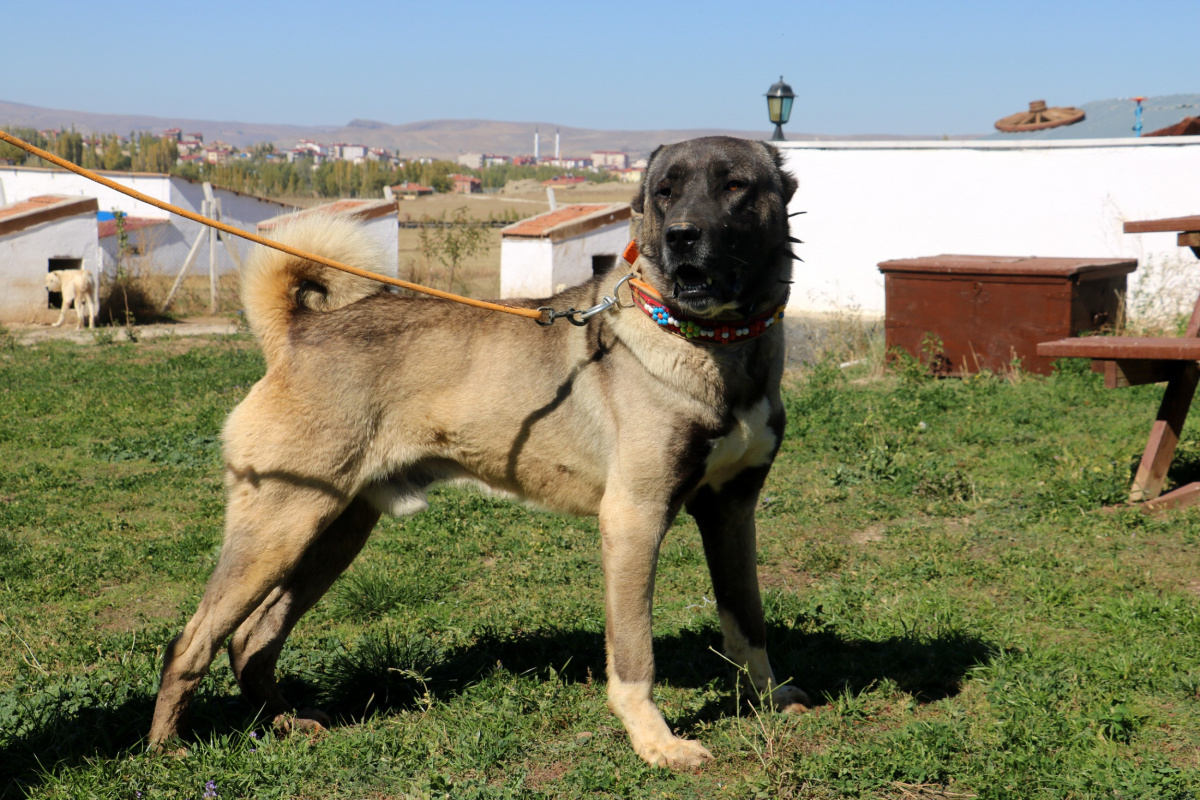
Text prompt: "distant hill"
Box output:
[[0, 99, 965, 160]]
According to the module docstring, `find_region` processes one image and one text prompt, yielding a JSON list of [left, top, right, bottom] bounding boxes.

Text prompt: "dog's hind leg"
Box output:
[[149, 480, 351, 747], [687, 467, 810, 713], [228, 495, 380, 732]]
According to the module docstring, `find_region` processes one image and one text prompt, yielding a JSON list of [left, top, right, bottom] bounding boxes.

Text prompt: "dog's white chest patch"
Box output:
[[701, 397, 776, 492]]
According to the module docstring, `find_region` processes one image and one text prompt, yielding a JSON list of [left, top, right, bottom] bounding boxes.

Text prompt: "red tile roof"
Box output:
[[98, 216, 169, 239], [0, 194, 99, 237], [541, 176, 587, 186], [1146, 116, 1200, 137], [502, 203, 632, 241], [257, 198, 397, 232]]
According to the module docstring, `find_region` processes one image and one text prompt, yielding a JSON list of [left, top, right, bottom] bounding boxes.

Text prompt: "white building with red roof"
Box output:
[[0, 164, 291, 281], [500, 203, 632, 298], [0, 194, 99, 322], [256, 198, 399, 276]]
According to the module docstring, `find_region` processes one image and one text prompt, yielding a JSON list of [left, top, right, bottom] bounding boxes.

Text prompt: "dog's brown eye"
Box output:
[[726, 180, 745, 192], [656, 186, 672, 199]]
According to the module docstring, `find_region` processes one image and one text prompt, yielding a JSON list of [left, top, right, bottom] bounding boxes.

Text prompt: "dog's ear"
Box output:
[[761, 142, 798, 204], [779, 166, 798, 204], [631, 145, 665, 214]]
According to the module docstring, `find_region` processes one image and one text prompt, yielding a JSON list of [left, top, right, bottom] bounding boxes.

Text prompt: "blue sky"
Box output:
[[7, 0, 1196, 136]]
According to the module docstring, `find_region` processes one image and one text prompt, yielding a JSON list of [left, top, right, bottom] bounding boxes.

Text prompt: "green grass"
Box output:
[[2, 335, 1200, 798]]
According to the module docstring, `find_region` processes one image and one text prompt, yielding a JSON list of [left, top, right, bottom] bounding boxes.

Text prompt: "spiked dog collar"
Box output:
[[621, 241, 786, 345]]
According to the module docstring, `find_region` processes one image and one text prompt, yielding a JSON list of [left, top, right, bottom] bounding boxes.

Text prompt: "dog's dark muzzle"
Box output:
[[661, 222, 732, 303]]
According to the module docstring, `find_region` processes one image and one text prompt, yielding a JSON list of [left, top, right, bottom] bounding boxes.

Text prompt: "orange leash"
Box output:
[[0, 130, 548, 322]]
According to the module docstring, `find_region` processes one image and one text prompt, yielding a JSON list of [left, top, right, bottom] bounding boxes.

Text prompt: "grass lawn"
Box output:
[[1, 331, 1199, 799]]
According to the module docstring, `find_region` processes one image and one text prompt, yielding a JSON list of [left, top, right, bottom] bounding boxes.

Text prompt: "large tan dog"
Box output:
[[149, 136, 808, 767], [45, 268, 96, 329]]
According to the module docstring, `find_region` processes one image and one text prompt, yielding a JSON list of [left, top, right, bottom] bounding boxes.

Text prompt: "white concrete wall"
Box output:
[[500, 221, 629, 299], [167, 179, 295, 277], [550, 222, 630, 292], [776, 138, 1200, 318], [0, 168, 293, 277], [0, 213, 99, 320], [500, 237, 553, 298], [0, 167, 172, 220], [363, 214, 399, 277]]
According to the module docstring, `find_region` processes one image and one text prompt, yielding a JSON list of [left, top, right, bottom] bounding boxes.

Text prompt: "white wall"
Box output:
[[0, 167, 172, 220], [501, 237, 553, 298], [363, 214, 399, 277], [776, 138, 1200, 317], [0, 168, 293, 277], [549, 223, 630, 292], [0, 213, 99, 320], [500, 221, 629, 299]]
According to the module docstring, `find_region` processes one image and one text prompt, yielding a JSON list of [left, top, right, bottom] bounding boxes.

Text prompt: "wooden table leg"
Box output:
[[1130, 362, 1200, 501]]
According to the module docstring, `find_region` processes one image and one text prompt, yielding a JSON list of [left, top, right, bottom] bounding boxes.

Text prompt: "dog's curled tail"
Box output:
[[240, 214, 389, 365]]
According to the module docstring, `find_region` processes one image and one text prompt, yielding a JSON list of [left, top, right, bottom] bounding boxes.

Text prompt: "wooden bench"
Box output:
[[1038, 214, 1200, 511]]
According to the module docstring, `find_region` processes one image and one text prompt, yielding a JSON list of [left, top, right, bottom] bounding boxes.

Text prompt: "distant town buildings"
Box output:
[[391, 182, 434, 199], [591, 150, 629, 170], [449, 174, 482, 194]]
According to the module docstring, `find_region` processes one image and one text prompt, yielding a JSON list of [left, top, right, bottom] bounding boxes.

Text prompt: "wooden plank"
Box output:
[[1180, 232, 1200, 248], [1130, 362, 1200, 502], [1038, 337, 1200, 360], [1141, 482, 1200, 513], [878, 254, 1137, 278], [1124, 215, 1200, 234], [1104, 359, 1178, 388], [160, 212, 209, 312]]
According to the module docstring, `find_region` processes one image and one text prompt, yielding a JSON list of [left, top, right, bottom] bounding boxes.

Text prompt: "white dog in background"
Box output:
[[45, 268, 97, 329]]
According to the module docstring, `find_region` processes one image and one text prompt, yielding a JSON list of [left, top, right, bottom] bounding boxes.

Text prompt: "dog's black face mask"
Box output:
[[631, 137, 798, 319]]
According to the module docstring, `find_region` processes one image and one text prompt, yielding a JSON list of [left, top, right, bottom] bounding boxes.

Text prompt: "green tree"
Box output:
[[417, 206, 491, 292]]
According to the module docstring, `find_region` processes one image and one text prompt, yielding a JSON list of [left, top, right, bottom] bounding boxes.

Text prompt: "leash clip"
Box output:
[[535, 274, 635, 326]]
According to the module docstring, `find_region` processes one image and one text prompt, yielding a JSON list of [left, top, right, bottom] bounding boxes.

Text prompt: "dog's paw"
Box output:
[[637, 735, 714, 769], [770, 684, 812, 713], [272, 708, 332, 736]]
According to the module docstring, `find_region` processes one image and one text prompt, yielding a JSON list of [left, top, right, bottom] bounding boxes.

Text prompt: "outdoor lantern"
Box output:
[[766, 76, 795, 141]]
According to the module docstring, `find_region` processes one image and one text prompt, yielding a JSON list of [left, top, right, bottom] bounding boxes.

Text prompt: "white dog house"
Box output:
[[256, 198, 399, 276], [0, 194, 99, 322], [500, 203, 632, 298]]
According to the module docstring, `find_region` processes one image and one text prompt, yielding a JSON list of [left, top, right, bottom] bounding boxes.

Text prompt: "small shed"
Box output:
[[257, 198, 399, 277], [0, 194, 99, 323], [98, 215, 172, 273], [500, 203, 632, 298]]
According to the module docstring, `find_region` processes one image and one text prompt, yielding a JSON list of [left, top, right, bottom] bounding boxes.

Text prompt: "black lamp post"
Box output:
[[766, 76, 795, 141]]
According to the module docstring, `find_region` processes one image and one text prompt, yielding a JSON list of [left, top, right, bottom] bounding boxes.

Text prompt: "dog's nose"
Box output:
[[664, 222, 702, 253]]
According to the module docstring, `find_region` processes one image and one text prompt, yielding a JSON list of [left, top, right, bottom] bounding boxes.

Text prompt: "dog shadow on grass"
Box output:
[[0, 621, 997, 794], [286, 618, 998, 733]]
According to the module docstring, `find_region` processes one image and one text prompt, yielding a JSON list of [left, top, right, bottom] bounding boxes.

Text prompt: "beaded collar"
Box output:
[[621, 241, 786, 345]]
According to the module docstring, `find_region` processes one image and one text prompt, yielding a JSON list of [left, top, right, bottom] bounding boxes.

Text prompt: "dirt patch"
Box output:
[[851, 523, 888, 544], [759, 563, 813, 591], [523, 760, 571, 789], [9, 316, 243, 346]]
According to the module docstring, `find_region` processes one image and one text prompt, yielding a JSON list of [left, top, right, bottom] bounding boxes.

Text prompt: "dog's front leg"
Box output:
[[599, 492, 713, 768], [50, 298, 67, 328], [687, 467, 810, 713]]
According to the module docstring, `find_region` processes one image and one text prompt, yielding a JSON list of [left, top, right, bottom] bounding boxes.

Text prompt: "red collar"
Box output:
[[621, 241, 786, 345]]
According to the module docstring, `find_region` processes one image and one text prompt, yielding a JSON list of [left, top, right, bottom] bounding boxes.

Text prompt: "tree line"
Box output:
[[2, 127, 613, 200], [0, 127, 179, 173]]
